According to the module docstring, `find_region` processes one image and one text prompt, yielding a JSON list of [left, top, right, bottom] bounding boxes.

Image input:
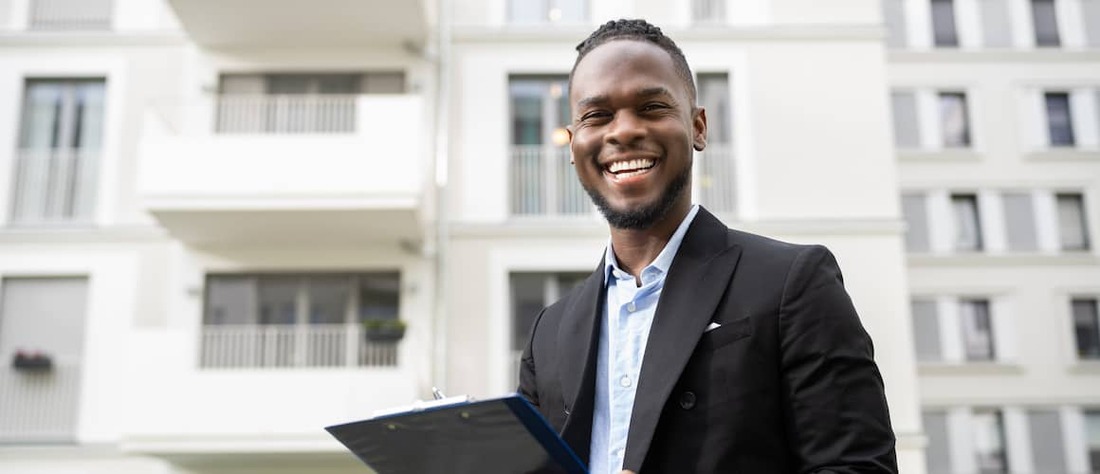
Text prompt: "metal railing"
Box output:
[[200, 324, 399, 369], [510, 145, 591, 217], [8, 149, 99, 226], [695, 143, 736, 215], [692, 0, 726, 23], [215, 95, 358, 134], [29, 0, 112, 30], [0, 361, 81, 443]]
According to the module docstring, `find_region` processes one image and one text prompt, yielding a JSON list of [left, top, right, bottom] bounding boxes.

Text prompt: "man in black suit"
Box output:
[[518, 19, 897, 473]]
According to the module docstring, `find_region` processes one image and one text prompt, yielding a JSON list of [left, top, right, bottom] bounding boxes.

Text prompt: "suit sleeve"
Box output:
[[778, 245, 898, 473], [517, 307, 546, 408]]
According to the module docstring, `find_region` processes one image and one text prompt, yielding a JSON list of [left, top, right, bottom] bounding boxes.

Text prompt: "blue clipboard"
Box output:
[[325, 394, 587, 474]]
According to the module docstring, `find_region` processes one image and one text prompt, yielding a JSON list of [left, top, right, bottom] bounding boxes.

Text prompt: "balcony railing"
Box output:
[[695, 143, 736, 215], [29, 0, 112, 30], [200, 324, 399, 369], [511, 145, 591, 217], [215, 95, 358, 134], [7, 149, 99, 226], [0, 361, 81, 443]]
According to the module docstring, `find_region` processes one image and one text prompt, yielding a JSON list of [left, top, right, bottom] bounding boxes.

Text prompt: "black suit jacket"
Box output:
[[518, 208, 897, 473]]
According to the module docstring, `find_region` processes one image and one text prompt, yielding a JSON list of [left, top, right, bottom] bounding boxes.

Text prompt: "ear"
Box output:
[[567, 127, 575, 164], [692, 106, 707, 151]]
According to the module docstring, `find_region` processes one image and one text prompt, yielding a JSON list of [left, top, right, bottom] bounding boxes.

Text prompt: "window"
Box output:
[[510, 272, 588, 385], [973, 409, 1009, 473], [951, 194, 984, 251], [931, 0, 960, 47], [1086, 410, 1100, 471], [1057, 193, 1090, 251], [911, 299, 942, 361], [1045, 92, 1075, 146], [1031, 0, 1061, 47], [891, 92, 921, 148], [10, 79, 105, 226], [1028, 410, 1068, 473], [882, 0, 908, 48], [902, 193, 931, 252], [1002, 192, 1039, 252], [692, 0, 726, 24], [1074, 298, 1100, 360], [960, 299, 995, 361], [216, 72, 403, 134], [696, 73, 736, 214], [923, 410, 953, 473], [201, 272, 401, 368], [939, 92, 971, 147], [509, 76, 587, 216], [508, 0, 586, 24]]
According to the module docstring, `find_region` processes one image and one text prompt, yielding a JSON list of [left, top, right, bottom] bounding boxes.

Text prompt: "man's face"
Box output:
[[569, 40, 706, 230]]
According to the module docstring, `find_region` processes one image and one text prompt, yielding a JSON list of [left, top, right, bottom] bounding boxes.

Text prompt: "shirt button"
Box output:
[[679, 391, 697, 410], [626, 302, 636, 312], [619, 375, 632, 387]]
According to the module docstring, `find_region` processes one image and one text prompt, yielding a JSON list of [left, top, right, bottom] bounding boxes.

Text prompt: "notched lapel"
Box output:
[[556, 261, 605, 462], [622, 210, 744, 471]]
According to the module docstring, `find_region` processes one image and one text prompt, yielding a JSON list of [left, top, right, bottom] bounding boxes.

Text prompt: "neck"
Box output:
[[608, 201, 691, 280]]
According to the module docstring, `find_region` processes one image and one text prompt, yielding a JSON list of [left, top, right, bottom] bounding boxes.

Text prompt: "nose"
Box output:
[[604, 111, 645, 147]]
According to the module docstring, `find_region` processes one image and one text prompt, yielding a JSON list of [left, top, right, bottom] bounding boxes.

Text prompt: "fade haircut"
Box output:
[[569, 19, 696, 104]]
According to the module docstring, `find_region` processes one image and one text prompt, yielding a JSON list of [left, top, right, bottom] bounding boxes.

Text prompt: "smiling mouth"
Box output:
[[604, 158, 656, 179]]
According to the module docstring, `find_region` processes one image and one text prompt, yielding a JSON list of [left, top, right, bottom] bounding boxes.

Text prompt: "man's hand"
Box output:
[[620, 471, 636, 474]]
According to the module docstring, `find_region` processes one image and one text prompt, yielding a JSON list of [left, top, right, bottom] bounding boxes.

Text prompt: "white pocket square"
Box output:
[[705, 322, 722, 332]]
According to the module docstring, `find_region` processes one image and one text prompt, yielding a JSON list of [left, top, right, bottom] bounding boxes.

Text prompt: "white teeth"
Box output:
[[607, 159, 654, 173]]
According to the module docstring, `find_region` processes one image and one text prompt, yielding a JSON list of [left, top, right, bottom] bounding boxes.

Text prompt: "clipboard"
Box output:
[[325, 394, 587, 474]]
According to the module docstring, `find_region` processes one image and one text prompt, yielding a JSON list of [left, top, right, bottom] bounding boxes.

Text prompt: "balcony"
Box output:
[[166, 0, 428, 47], [200, 324, 398, 369], [137, 94, 427, 245], [5, 149, 99, 227], [28, 0, 113, 31], [0, 359, 81, 444]]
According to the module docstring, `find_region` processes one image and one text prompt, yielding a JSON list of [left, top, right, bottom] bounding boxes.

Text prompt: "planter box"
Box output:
[[13, 353, 53, 372], [364, 325, 406, 343]]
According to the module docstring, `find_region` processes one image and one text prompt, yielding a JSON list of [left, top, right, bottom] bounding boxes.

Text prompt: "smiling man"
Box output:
[[517, 19, 898, 474]]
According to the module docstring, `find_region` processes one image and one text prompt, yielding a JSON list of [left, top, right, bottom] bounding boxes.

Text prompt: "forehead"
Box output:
[[570, 40, 688, 104]]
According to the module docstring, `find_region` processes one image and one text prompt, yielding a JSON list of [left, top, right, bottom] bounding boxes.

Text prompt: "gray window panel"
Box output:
[[1074, 298, 1100, 359], [1031, 0, 1061, 46], [911, 299, 943, 361], [1002, 193, 1039, 251], [1057, 193, 1090, 251], [698, 73, 731, 144], [1045, 92, 1075, 146], [509, 0, 545, 23], [891, 92, 921, 148], [1086, 0, 1100, 47], [1086, 410, 1100, 471], [973, 409, 1009, 473], [902, 194, 932, 252], [952, 194, 984, 251], [0, 277, 88, 359], [362, 72, 405, 94], [939, 92, 971, 147], [932, 0, 960, 47], [882, 0, 909, 48], [553, 0, 587, 22], [203, 273, 400, 326], [960, 299, 995, 361], [923, 411, 953, 474], [511, 273, 547, 351], [693, 0, 727, 23], [979, 0, 1014, 47], [1028, 410, 1068, 473]]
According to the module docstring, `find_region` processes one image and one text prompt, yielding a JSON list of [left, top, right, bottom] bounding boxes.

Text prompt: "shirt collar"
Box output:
[[603, 205, 700, 282]]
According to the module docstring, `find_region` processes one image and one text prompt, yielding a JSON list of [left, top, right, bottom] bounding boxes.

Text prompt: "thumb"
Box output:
[[619, 471, 636, 474]]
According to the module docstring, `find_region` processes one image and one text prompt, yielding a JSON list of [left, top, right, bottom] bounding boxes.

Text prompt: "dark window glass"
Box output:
[[932, 0, 960, 47], [1074, 298, 1100, 359], [1045, 92, 1075, 146], [1031, 0, 1061, 46]]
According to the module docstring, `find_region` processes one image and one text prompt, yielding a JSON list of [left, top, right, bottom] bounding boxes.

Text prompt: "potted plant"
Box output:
[[12, 350, 53, 372], [363, 319, 406, 343]]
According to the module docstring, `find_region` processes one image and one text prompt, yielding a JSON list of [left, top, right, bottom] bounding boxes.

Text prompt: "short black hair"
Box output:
[[569, 19, 696, 104]]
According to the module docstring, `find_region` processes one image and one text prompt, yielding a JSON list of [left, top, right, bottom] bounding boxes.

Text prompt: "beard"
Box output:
[[582, 163, 691, 230]]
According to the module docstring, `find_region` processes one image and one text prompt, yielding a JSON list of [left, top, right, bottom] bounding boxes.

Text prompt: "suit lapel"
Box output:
[[557, 260, 605, 464], [622, 208, 743, 471]]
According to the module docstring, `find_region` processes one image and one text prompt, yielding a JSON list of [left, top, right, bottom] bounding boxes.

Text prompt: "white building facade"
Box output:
[[0, 0, 1094, 473]]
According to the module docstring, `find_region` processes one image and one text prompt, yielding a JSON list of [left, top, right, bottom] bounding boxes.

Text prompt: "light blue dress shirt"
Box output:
[[588, 205, 700, 474]]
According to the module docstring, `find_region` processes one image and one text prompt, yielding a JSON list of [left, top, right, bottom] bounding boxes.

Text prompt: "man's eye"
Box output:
[[641, 103, 669, 112], [581, 111, 610, 121]]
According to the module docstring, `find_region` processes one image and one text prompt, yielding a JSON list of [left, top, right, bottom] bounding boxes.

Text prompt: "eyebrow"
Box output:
[[575, 86, 674, 110]]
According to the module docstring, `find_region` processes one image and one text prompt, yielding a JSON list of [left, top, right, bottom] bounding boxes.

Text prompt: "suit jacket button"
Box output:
[[679, 391, 696, 410]]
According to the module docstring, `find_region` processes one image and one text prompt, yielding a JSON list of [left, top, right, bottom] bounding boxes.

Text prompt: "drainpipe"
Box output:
[[430, 0, 452, 395]]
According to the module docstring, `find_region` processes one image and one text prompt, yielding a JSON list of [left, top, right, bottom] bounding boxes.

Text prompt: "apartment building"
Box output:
[[0, 0, 1094, 474], [884, 0, 1100, 472]]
